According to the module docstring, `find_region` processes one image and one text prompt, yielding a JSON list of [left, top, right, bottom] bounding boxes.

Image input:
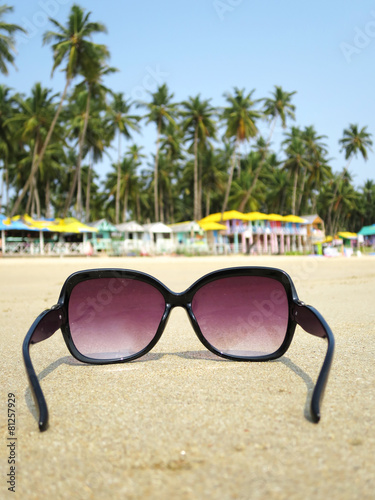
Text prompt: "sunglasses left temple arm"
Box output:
[[22, 305, 63, 431], [293, 301, 335, 423]]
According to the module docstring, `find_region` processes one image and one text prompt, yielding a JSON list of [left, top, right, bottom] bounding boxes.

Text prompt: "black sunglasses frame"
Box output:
[[23, 266, 335, 431]]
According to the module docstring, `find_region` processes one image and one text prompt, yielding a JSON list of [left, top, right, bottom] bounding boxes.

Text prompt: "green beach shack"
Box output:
[[88, 219, 119, 253]]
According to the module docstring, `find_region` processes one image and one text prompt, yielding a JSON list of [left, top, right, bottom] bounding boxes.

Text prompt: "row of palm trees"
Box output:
[[1, 3, 374, 236]]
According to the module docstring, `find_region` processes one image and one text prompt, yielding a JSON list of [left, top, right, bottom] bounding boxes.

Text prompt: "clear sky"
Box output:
[[4, 0, 375, 187]]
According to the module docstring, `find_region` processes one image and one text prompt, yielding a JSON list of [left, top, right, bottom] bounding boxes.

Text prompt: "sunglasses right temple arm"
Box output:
[[293, 301, 335, 423], [22, 305, 63, 432]]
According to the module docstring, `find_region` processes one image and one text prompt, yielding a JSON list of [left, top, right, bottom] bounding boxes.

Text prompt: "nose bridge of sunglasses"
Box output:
[[161, 291, 198, 332]]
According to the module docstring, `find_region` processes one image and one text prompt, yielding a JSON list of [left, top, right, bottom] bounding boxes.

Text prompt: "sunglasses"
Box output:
[[23, 266, 335, 431]]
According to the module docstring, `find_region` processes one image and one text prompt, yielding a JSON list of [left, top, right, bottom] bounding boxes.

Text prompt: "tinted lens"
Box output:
[[68, 278, 165, 359], [192, 276, 289, 357]]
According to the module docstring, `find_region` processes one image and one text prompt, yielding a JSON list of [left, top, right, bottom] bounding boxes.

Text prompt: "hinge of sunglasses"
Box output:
[[293, 300, 305, 317], [51, 303, 63, 320]]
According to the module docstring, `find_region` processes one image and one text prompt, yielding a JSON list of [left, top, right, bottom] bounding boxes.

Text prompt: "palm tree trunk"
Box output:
[[136, 194, 141, 222], [11, 78, 71, 217], [296, 168, 307, 214], [26, 183, 33, 215], [292, 169, 299, 215], [30, 189, 35, 216], [238, 153, 266, 213], [0, 165, 4, 214], [154, 118, 161, 221], [33, 176, 41, 218], [327, 158, 352, 231], [332, 203, 342, 236], [193, 126, 199, 220], [267, 116, 278, 144], [76, 88, 91, 220], [123, 187, 129, 223], [63, 89, 90, 219], [85, 149, 93, 223], [206, 190, 211, 217], [221, 138, 238, 217], [159, 184, 164, 223], [45, 179, 51, 219], [115, 128, 121, 224], [5, 158, 9, 214], [25, 135, 40, 215], [63, 165, 78, 217]]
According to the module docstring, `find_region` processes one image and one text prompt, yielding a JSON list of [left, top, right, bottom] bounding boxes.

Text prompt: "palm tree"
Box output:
[[200, 148, 226, 217], [326, 124, 373, 232], [0, 4, 26, 75], [221, 87, 261, 215], [263, 86, 296, 142], [296, 126, 329, 214], [283, 129, 311, 214], [231, 151, 266, 212], [83, 103, 112, 222], [11, 4, 108, 216], [237, 136, 267, 212], [264, 162, 291, 214], [141, 84, 177, 220], [0, 84, 17, 213], [330, 174, 359, 235], [7, 83, 61, 216], [238, 86, 297, 214], [64, 62, 115, 218], [360, 179, 375, 226], [106, 93, 140, 224], [180, 95, 216, 220], [105, 151, 141, 222], [339, 124, 373, 164]]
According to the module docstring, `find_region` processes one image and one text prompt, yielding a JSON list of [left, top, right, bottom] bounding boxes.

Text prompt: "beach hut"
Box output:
[[200, 211, 251, 253], [302, 214, 326, 253], [142, 222, 174, 254], [88, 219, 118, 253], [337, 232, 358, 257], [358, 224, 375, 249], [169, 221, 208, 254], [198, 220, 227, 254], [0, 215, 50, 255], [116, 221, 145, 255]]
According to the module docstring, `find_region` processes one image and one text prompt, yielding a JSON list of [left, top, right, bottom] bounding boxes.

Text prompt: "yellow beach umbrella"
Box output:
[[282, 214, 308, 223], [199, 210, 246, 223], [243, 211, 271, 221], [337, 231, 357, 240], [48, 218, 98, 233], [267, 213, 285, 222], [199, 221, 227, 231]]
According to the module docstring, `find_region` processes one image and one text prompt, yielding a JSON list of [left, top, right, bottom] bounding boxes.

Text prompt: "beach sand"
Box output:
[[1, 255, 374, 500]]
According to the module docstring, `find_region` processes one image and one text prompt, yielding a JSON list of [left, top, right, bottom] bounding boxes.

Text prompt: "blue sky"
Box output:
[[5, 0, 375, 187]]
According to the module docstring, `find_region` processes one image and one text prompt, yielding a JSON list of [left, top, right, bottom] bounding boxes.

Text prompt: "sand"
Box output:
[[0, 255, 374, 500]]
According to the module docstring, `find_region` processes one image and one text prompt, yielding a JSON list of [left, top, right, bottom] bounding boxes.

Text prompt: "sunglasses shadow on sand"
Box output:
[[23, 267, 335, 431], [24, 351, 319, 427]]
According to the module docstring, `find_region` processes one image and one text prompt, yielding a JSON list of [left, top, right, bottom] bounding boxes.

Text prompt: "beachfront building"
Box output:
[[142, 222, 174, 255], [301, 214, 326, 253], [358, 224, 375, 249], [116, 221, 145, 255], [199, 211, 309, 255], [88, 219, 118, 253], [0, 215, 97, 256], [169, 221, 209, 254]]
